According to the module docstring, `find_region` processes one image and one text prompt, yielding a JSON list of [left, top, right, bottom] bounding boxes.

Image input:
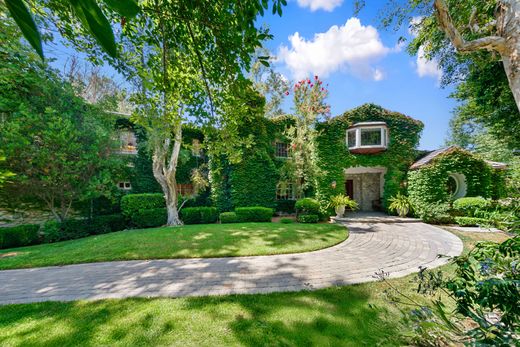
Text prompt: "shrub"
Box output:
[[89, 214, 127, 234], [181, 207, 218, 224], [297, 214, 319, 223], [415, 202, 454, 224], [41, 215, 128, 243], [220, 212, 239, 223], [0, 224, 40, 249], [454, 216, 491, 227], [295, 198, 320, 215], [280, 218, 294, 224], [453, 197, 491, 217], [275, 200, 296, 214], [132, 208, 167, 228], [235, 206, 273, 222], [42, 220, 61, 243], [121, 193, 164, 217]]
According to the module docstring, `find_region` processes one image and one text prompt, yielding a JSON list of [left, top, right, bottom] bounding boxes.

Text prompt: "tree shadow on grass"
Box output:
[[0, 285, 404, 347]]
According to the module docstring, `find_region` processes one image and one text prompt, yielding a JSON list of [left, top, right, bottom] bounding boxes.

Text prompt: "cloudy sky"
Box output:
[[46, 0, 455, 150], [260, 0, 455, 150]]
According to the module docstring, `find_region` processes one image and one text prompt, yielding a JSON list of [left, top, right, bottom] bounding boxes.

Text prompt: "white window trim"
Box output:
[[346, 125, 388, 150]]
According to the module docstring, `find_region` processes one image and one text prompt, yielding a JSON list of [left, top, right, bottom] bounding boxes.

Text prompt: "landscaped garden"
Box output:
[[0, 230, 511, 347], [0, 223, 347, 270]]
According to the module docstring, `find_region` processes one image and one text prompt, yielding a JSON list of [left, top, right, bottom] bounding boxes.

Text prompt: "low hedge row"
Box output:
[[454, 216, 492, 227], [43, 214, 127, 243], [121, 193, 165, 217], [297, 214, 319, 223], [235, 207, 273, 222], [181, 207, 218, 224], [453, 197, 491, 217], [0, 224, 40, 249], [220, 212, 239, 223], [132, 208, 167, 228]]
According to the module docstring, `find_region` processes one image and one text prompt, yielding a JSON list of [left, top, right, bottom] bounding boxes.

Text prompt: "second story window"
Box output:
[[119, 130, 137, 154], [346, 122, 388, 154], [275, 142, 290, 158]]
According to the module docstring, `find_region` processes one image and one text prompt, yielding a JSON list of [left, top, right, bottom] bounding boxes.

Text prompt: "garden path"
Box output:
[[0, 222, 462, 304]]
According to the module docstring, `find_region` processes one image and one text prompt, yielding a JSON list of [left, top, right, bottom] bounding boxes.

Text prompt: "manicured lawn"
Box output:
[[0, 223, 347, 270], [0, 230, 508, 346]]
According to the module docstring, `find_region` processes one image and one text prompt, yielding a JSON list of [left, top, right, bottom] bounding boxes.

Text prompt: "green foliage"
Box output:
[[408, 148, 494, 216], [219, 212, 239, 224], [452, 197, 491, 217], [120, 193, 165, 217], [41, 214, 127, 243], [329, 195, 358, 209], [316, 104, 423, 210], [414, 202, 454, 225], [235, 207, 273, 222], [132, 208, 167, 228], [0, 224, 40, 249], [388, 193, 413, 217], [454, 216, 490, 227], [181, 207, 218, 225], [295, 198, 321, 215], [280, 217, 294, 224], [297, 214, 319, 223]]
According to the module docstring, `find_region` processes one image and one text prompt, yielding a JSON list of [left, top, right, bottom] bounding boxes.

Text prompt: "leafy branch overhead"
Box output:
[[5, 0, 140, 59]]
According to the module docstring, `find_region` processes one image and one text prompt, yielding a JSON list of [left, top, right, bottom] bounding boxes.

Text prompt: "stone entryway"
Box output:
[[345, 167, 386, 211]]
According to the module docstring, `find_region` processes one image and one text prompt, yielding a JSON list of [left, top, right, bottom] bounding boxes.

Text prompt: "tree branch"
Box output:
[[434, 0, 507, 53]]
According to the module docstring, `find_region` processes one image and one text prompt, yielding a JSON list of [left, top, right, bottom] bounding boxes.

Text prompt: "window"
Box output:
[[118, 181, 132, 190], [118, 130, 137, 154], [192, 139, 201, 157], [346, 122, 388, 152], [447, 173, 467, 199], [275, 142, 290, 158], [276, 182, 297, 200]]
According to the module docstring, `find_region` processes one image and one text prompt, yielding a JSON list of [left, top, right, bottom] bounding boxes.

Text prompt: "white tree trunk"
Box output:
[[434, 0, 520, 111], [152, 124, 183, 226]]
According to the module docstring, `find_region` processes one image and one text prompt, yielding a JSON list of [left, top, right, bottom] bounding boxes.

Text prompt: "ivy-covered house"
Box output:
[[208, 103, 506, 214]]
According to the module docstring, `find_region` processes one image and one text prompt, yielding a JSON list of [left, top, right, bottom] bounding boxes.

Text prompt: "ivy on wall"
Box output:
[[315, 103, 424, 209], [407, 147, 501, 211]]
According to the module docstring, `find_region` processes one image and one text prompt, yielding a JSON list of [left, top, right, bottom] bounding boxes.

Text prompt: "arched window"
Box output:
[[447, 173, 467, 199]]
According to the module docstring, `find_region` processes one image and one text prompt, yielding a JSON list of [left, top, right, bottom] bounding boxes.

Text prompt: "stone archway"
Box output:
[[344, 166, 387, 211]]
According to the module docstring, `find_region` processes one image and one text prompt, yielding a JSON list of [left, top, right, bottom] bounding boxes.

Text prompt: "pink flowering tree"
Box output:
[[284, 75, 330, 197]]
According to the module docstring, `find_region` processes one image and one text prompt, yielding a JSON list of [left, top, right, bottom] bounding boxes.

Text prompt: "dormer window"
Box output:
[[346, 122, 388, 154]]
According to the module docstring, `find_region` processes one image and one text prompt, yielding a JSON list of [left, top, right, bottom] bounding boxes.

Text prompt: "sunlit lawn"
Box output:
[[0, 223, 347, 270], [0, 229, 509, 346]]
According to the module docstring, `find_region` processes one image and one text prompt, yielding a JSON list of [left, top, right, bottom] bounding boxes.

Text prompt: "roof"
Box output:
[[410, 145, 508, 170]]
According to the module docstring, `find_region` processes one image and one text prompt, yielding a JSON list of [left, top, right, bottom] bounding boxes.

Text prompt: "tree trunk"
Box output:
[[434, 0, 520, 111], [152, 124, 183, 226], [497, 0, 520, 110]]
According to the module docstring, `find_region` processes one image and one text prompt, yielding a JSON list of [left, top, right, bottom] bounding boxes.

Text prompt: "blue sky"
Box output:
[[45, 0, 456, 150]]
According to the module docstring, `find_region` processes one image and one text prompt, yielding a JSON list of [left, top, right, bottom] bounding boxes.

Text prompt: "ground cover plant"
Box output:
[[0, 223, 347, 270], [0, 230, 505, 346]]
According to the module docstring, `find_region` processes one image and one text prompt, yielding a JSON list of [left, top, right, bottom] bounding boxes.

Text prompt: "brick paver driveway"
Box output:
[[0, 222, 462, 304]]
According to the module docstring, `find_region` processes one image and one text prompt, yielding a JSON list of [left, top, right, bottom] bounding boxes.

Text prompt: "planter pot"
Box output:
[[335, 205, 345, 218], [397, 207, 409, 217]]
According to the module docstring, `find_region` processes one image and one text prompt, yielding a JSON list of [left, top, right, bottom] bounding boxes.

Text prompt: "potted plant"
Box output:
[[329, 194, 358, 218], [388, 193, 413, 217]]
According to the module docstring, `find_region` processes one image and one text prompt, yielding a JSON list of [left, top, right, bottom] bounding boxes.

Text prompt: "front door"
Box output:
[[345, 173, 381, 211], [345, 179, 354, 199]]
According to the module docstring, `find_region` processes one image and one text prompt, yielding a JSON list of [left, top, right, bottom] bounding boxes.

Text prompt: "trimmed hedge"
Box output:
[[42, 214, 127, 243], [295, 198, 320, 215], [454, 216, 492, 227], [121, 193, 165, 217], [280, 218, 294, 224], [220, 212, 239, 223], [132, 208, 167, 228], [181, 207, 218, 224], [0, 224, 40, 249], [235, 206, 273, 222], [453, 197, 491, 217], [297, 214, 319, 223], [275, 200, 296, 214]]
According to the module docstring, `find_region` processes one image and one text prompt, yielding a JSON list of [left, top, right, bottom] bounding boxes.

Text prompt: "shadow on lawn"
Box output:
[[0, 285, 404, 346]]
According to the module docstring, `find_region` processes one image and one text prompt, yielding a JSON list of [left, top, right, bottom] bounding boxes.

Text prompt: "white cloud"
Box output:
[[416, 46, 442, 82], [296, 0, 343, 12], [278, 18, 390, 81], [408, 17, 443, 82]]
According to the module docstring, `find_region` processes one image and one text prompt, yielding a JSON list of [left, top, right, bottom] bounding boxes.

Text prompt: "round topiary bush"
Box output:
[[295, 198, 321, 215]]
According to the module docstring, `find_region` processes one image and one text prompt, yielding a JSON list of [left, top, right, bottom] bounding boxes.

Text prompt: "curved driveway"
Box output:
[[0, 222, 462, 304]]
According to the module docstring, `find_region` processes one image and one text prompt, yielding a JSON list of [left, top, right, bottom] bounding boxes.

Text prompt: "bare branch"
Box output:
[[434, 0, 507, 53]]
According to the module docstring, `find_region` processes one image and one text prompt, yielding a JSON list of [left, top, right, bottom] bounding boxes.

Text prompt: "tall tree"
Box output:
[[40, 0, 285, 225]]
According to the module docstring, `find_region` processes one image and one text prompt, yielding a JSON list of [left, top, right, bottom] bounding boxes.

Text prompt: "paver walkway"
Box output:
[[0, 222, 462, 304]]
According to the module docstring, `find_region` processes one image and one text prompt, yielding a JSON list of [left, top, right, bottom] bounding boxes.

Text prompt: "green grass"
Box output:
[[0, 230, 506, 346], [0, 223, 347, 270]]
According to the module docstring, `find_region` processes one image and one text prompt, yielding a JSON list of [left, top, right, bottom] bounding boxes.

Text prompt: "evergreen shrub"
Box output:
[[297, 214, 319, 223], [132, 208, 167, 228], [454, 216, 491, 227], [235, 207, 273, 222], [121, 193, 165, 217], [220, 212, 239, 223], [453, 197, 491, 217], [181, 207, 218, 224], [295, 198, 320, 215], [0, 224, 40, 249]]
